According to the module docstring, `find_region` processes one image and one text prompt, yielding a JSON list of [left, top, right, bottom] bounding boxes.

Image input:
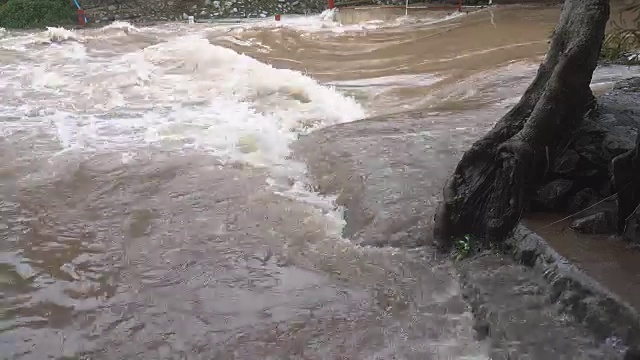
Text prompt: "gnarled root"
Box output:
[[433, 0, 610, 249]]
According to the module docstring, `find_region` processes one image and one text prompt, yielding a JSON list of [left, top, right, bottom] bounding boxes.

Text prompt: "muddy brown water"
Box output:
[[525, 214, 640, 312], [0, 4, 639, 359]]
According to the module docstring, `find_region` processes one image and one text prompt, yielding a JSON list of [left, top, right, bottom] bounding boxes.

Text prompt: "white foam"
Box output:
[[319, 8, 337, 22], [103, 20, 140, 32], [45, 27, 79, 43], [218, 10, 381, 34], [0, 27, 365, 230], [0, 29, 365, 181]]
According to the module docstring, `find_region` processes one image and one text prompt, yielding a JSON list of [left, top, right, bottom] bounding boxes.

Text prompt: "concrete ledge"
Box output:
[[508, 224, 640, 347]]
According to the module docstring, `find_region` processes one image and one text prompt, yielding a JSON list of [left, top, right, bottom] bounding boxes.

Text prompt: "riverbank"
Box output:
[[80, 0, 327, 24], [458, 224, 640, 358], [0, 0, 563, 27], [446, 76, 640, 358]]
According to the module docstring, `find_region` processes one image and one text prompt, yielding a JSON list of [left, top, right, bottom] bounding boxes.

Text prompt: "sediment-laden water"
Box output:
[[0, 6, 638, 359]]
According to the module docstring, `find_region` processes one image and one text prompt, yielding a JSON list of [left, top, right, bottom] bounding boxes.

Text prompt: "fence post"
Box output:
[[77, 9, 86, 26]]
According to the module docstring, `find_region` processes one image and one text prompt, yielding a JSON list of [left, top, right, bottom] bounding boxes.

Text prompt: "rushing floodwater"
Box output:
[[0, 6, 638, 359]]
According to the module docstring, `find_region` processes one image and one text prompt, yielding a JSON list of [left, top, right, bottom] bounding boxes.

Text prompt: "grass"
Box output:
[[601, 29, 640, 64], [0, 0, 75, 29], [600, 2, 640, 65]]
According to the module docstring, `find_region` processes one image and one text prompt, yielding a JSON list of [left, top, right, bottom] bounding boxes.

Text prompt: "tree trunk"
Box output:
[[433, 0, 610, 249]]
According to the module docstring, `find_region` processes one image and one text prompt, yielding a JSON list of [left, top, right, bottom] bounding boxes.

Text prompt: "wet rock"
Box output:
[[567, 188, 601, 214], [612, 132, 640, 235], [624, 207, 640, 244], [458, 251, 624, 358], [572, 77, 640, 176], [83, 0, 327, 22], [625, 347, 640, 360], [532, 179, 573, 210], [570, 212, 613, 234], [509, 226, 640, 351], [605, 130, 637, 159], [472, 319, 490, 341], [553, 149, 580, 175]]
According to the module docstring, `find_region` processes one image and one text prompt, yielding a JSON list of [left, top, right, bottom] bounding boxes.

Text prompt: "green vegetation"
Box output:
[[600, 2, 640, 64], [601, 29, 640, 64], [0, 0, 75, 29], [453, 234, 475, 261]]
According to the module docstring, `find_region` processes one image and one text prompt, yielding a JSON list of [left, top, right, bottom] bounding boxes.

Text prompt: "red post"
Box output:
[[77, 9, 86, 26], [328, 0, 335, 9], [275, 13, 281, 21], [458, 0, 462, 12]]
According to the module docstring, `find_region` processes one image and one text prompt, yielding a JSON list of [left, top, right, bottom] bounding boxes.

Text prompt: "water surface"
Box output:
[[0, 5, 637, 359]]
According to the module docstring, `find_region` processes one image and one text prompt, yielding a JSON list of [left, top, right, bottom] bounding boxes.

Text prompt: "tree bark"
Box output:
[[433, 0, 610, 249]]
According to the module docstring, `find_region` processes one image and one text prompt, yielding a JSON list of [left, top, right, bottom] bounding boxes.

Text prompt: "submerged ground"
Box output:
[[0, 5, 639, 359]]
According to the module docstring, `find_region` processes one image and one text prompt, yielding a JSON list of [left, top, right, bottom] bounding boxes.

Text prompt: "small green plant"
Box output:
[[453, 234, 474, 261], [0, 0, 75, 29]]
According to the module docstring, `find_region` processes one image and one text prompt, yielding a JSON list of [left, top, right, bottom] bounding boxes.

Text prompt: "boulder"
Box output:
[[570, 212, 613, 234], [567, 188, 600, 214], [623, 206, 639, 244], [532, 179, 573, 211], [612, 133, 640, 234], [625, 347, 640, 360], [553, 149, 580, 175], [571, 77, 640, 181]]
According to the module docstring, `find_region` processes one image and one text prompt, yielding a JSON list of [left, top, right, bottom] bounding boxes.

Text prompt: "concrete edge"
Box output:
[[507, 224, 640, 347]]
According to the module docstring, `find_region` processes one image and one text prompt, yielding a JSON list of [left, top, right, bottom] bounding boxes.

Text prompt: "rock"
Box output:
[[472, 319, 490, 341], [623, 205, 639, 244], [553, 149, 580, 175], [458, 251, 626, 358], [612, 133, 640, 235], [625, 347, 640, 360], [604, 130, 637, 159], [572, 77, 640, 172], [570, 212, 613, 234], [182, 13, 188, 20], [567, 188, 600, 214], [533, 179, 573, 210]]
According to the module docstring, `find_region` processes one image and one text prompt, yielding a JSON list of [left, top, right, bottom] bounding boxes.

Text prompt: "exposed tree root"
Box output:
[[434, 0, 611, 249]]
